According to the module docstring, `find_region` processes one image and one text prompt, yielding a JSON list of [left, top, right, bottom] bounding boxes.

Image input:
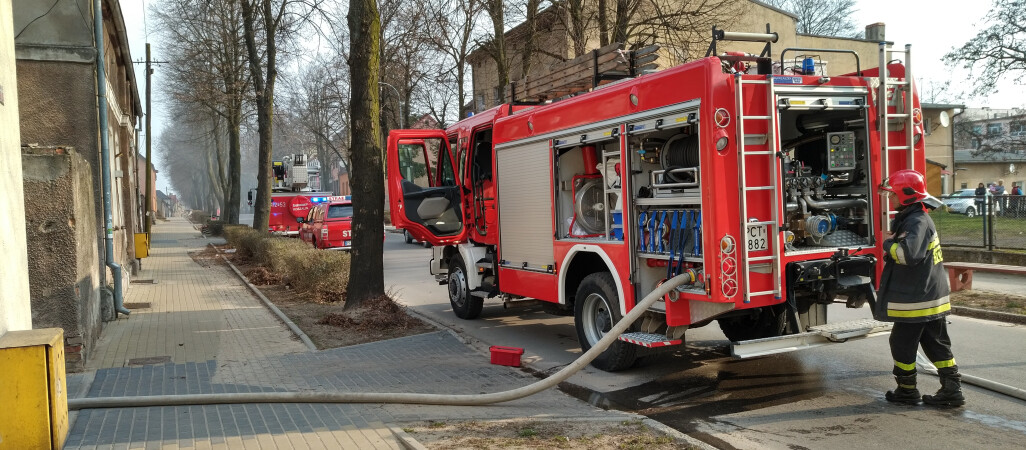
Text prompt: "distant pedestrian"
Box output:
[[974, 182, 986, 215], [1013, 185, 1024, 217], [996, 180, 1007, 215], [878, 170, 964, 407]]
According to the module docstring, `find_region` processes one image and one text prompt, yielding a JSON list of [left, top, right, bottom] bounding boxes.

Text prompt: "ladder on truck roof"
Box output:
[[736, 74, 783, 303], [878, 43, 915, 231]]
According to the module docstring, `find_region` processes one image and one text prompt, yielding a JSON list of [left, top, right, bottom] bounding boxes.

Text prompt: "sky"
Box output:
[[118, 0, 1019, 190]]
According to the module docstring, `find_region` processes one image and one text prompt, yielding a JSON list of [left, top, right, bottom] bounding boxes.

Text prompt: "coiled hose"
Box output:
[[69, 273, 694, 410]]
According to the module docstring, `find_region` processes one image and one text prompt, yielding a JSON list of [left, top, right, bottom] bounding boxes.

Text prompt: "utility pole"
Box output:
[[144, 43, 153, 236]]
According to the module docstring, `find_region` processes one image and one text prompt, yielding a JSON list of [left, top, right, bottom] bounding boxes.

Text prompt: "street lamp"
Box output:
[[378, 81, 404, 129]]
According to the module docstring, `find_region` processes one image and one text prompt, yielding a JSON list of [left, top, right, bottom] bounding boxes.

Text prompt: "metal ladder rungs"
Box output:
[[742, 150, 773, 155], [742, 115, 771, 120], [885, 114, 912, 119], [748, 256, 775, 262], [887, 146, 911, 151], [748, 290, 777, 297], [746, 221, 775, 226], [740, 80, 771, 85], [744, 186, 774, 191]]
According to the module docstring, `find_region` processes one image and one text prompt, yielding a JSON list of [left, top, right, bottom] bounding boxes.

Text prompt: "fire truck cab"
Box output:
[[389, 32, 922, 371]]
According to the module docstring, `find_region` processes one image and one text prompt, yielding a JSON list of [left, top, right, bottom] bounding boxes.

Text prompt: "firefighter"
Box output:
[[877, 169, 964, 407]]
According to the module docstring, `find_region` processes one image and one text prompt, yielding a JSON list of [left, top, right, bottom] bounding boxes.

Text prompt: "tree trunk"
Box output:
[[226, 107, 242, 224], [346, 0, 385, 308], [598, 0, 609, 47], [240, 0, 275, 233], [486, 0, 508, 103], [520, 0, 539, 78]]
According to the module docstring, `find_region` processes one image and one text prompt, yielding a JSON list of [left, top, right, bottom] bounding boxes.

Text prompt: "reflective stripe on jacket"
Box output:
[[878, 205, 951, 323]]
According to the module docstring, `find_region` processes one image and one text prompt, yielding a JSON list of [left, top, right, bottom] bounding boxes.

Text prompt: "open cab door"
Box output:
[[387, 130, 466, 246]]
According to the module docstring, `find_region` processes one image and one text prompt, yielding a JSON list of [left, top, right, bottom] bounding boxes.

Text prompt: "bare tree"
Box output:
[[154, 0, 251, 224], [423, 0, 482, 121], [764, 0, 862, 38], [944, 0, 1026, 97], [346, 0, 385, 307], [240, 0, 315, 232], [482, 0, 511, 102]]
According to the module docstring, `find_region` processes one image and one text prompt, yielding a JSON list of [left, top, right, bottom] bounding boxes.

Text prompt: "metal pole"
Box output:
[[145, 43, 153, 235]]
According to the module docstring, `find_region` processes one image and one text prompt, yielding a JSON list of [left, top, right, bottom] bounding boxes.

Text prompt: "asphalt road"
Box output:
[[380, 232, 1026, 449]]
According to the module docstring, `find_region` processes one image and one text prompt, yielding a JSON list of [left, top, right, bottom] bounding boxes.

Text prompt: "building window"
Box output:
[[988, 123, 1002, 135], [1010, 121, 1026, 136], [971, 138, 979, 149], [973, 125, 983, 135], [961, 182, 968, 189]]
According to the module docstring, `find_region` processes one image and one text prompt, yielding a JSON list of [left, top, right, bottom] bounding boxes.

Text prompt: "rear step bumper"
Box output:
[[618, 332, 683, 348], [730, 318, 891, 359]]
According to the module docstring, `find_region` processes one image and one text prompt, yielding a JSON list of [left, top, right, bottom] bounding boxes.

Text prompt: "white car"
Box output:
[[942, 189, 1000, 217]]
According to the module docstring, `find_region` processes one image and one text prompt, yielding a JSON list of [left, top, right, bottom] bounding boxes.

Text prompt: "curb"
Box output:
[[212, 245, 319, 351], [952, 305, 1026, 325], [389, 425, 428, 450]]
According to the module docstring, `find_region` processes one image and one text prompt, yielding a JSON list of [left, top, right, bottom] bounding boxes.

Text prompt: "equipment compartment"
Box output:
[[776, 101, 875, 254]]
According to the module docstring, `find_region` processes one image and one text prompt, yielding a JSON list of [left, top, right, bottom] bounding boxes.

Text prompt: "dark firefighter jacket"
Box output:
[[878, 204, 951, 323]]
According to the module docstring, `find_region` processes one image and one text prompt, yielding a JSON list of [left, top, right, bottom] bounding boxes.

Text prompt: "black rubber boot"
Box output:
[[885, 374, 921, 404], [923, 371, 965, 407]]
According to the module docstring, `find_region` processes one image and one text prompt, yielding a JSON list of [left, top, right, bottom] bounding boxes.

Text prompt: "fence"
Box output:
[[934, 194, 1026, 250]]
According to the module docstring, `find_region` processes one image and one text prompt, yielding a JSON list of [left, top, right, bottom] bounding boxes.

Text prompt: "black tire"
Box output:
[[574, 272, 637, 372], [717, 305, 791, 342], [404, 230, 414, 244], [448, 254, 483, 319], [965, 207, 976, 218], [422, 241, 432, 248]]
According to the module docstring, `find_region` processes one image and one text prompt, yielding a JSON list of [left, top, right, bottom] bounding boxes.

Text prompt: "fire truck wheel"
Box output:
[[575, 272, 637, 372], [448, 255, 483, 319], [717, 305, 790, 342]]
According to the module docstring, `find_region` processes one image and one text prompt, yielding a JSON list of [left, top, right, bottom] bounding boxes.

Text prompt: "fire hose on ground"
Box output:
[[67, 271, 1026, 410], [68, 273, 693, 410], [916, 353, 1026, 401]]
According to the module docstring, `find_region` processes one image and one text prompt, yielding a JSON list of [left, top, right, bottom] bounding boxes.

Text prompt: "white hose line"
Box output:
[[69, 273, 694, 411], [916, 352, 1026, 401]]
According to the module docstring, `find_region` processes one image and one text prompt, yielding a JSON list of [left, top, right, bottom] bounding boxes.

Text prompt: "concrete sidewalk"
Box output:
[[65, 217, 651, 449]]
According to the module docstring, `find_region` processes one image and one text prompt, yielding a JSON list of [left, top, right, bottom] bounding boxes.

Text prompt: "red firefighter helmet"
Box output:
[[880, 169, 934, 206]]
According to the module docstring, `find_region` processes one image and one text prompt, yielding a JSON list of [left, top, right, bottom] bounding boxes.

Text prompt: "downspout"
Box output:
[[95, 0, 130, 317]]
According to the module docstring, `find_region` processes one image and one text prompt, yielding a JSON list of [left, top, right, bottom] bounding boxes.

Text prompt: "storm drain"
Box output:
[[123, 302, 151, 309], [130, 279, 157, 284], [127, 356, 171, 366]]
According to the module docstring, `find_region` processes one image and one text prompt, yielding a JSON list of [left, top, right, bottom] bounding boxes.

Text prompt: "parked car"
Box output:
[[943, 189, 978, 217], [942, 188, 1001, 217], [298, 200, 354, 250], [403, 229, 431, 247]]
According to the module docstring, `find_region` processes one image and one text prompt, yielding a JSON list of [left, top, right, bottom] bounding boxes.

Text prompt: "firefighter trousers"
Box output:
[[889, 319, 956, 376]]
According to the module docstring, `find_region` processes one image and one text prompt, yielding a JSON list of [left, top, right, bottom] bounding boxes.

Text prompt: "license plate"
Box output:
[[344, 240, 351, 247], [746, 225, 769, 251]]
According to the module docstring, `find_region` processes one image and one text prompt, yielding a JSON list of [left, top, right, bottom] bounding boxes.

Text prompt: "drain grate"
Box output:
[[123, 302, 151, 309], [130, 279, 157, 284], [151, 239, 178, 244], [127, 356, 171, 366]]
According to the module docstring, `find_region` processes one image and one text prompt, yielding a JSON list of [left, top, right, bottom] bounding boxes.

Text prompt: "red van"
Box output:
[[299, 200, 354, 250]]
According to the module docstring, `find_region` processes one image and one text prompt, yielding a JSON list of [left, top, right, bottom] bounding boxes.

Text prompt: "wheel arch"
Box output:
[[558, 245, 626, 315]]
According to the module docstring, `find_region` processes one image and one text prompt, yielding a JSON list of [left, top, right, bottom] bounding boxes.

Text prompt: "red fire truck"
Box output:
[[389, 31, 923, 371]]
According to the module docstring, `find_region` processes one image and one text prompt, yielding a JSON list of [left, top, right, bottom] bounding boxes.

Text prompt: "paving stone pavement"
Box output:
[[66, 217, 627, 449], [87, 218, 307, 370]]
